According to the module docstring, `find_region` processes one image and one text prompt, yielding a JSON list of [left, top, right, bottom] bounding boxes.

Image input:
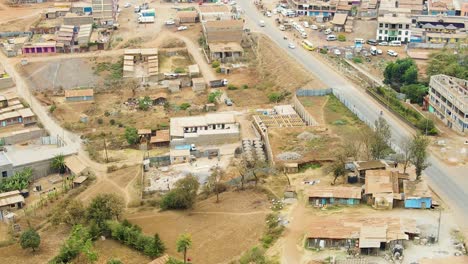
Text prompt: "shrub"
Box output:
[[138, 96, 152, 111], [20, 228, 40, 252], [97, 118, 103, 125], [49, 104, 57, 113], [174, 68, 185, 73], [109, 119, 116, 125], [50, 225, 97, 264], [161, 175, 199, 210], [227, 84, 238, 90], [211, 60, 220, 68], [124, 127, 139, 145], [104, 111, 110, 117], [261, 213, 284, 249], [268, 92, 283, 103], [215, 67, 221, 73], [353, 57, 363, 63], [179, 103, 191, 110], [242, 84, 249, 89], [208, 90, 222, 103], [338, 34, 346, 42], [320, 48, 328, 54]]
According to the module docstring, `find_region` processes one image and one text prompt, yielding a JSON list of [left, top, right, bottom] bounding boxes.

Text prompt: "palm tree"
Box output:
[[51, 154, 66, 174], [176, 234, 192, 264]]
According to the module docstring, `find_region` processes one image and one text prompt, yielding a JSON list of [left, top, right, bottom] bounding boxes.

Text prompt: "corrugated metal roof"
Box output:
[[307, 186, 362, 199]]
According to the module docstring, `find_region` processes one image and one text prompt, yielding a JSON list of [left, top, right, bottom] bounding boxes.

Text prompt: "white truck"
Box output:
[[138, 16, 154, 23]]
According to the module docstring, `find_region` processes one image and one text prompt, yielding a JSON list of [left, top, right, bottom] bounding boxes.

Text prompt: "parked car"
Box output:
[[367, 39, 377, 45], [279, 25, 285, 31], [370, 46, 377, 56], [177, 26, 188, 31], [265, 11, 272, 17], [377, 49, 383, 55], [301, 32, 307, 38], [288, 43, 296, 49], [165, 19, 175, 25], [334, 49, 341, 56], [311, 24, 318, 30], [378, 41, 389, 46], [303, 21, 309, 28], [326, 35, 337, 41], [224, 98, 233, 106], [259, 20, 266, 27], [124, 2, 131, 8], [324, 28, 332, 35], [387, 50, 398, 57], [389, 40, 402, 46]]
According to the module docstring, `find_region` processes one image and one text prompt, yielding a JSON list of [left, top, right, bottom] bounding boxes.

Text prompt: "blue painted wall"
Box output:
[[405, 197, 432, 209]]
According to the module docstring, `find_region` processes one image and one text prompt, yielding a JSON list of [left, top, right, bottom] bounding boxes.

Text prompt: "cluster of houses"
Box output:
[[306, 160, 433, 210], [0, 0, 117, 57], [283, 0, 467, 46], [0, 93, 37, 128]]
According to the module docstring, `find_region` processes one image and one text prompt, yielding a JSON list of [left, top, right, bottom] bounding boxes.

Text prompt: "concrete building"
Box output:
[[286, 0, 338, 18], [64, 13, 94, 26], [376, 13, 412, 42], [77, 24, 93, 45], [22, 42, 57, 55], [92, 0, 118, 24], [65, 89, 94, 102], [410, 15, 467, 45], [0, 108, 36, 128], [202, 20, 244, 44], [208, 42, 244, 62], [428, 74, 467, 134], [191, 78, 206, 92], [170, 148, 191, 164], [403, 181, 432, 209], [177, 11, 199, 24], [170, 112, 240, 146], [307, 186, 362, 206], [198, 5, 232, 21], [0, 190, 25, 220]]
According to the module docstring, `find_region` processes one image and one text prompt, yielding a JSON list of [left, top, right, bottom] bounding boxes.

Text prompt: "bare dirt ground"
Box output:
[[126, 190, 271, 264], [92, 239, 151, 264], [0, 1, 49, 30], [0, 225, 70, 264]]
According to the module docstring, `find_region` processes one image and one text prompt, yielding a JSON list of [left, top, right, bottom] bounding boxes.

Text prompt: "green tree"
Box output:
[[416, 118, 436, 135], [337, 34, 346, 42], [138, 96, 152, 111], [179, 103, 191, 110], [384, 58, 418, 90], [401, 84, 428, 105], [204, 168, 227, 203], [426, 50, 468, 79], [124, 127, 139, 145], [410, 134, 430, 179], [0, 168, 33, 192], [144, 233, 166, 258], [268, 92, 283, 103], [370, 117, 392, 159], [51, 199, 86, 226], [176, 234, 192, 264], [161, 175, 200, 210], [208, 90, 222, 103], [51, 154, 66, 174], [87, 194, 124, 231], [51, 225, 97, 264], [166, 257, 184, 264], [107, 259, 123, 264], [20, 228, 41, 252]]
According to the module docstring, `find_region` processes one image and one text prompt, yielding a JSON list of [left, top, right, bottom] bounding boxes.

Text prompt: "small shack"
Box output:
[[151, 130, 170, 147], [208, 42, 244, 62], [0, 190, 25, 220], [364, 170, 408, 209], [188, 64, 200, 77], [73, 176, 88, 188], [170, 148, 190, 164], [353, 160, 388, 183], [307, 186, 362, 206], [283, 163, 299, 174], [331, 13, 348, 32], [403, 181, 432, 209], [138, 129, 152, 143], [177, 11, 199, 24], [65, 155, 88, 176], [192, 78, 206, 92], [167, 80, 181, 93], [284, 185, 297, 198], [65, 88, 94, 102]]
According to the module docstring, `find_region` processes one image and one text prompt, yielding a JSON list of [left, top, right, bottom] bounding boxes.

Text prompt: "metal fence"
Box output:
[[292, 95, 319, 126], [147, 155, 170, 167], [0, 31, 32, 38], [296, 88, 333, 97]]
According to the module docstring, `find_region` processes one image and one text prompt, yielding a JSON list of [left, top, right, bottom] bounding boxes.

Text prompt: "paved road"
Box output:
[[237, 0, 468, 261]]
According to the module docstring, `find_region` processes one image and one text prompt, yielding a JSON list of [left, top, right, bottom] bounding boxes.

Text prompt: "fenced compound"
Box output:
[[296, 88, 332, 97]]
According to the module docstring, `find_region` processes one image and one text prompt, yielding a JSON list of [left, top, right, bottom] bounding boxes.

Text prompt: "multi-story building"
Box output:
[[92, 0, 118, 24], [429, 74, 468, 134], [410, 14, 467, 44], [286, 0, 338, 18], [376, 13, 412, 42]]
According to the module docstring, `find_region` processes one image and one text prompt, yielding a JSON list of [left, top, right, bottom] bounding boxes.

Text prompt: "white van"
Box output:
[[326, 35, 337, 41], [324, 28, 332, 35], [279, 24, 285, 31], [370, 46, 377, 56], [301, 32, 308, 38], [389, 40, 402, 46], [259, 20, 265, 27]]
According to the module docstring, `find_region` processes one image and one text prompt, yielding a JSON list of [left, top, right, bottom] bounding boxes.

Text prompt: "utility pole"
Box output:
[[436, 209, 442, 243], [103, 133, 109, 163]]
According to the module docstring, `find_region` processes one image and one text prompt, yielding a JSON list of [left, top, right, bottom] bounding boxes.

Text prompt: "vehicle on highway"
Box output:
[[387, 50, 398, 57], [224, 98, 233, 106], [303, 21, 309, 28], [334, 49, 341, 56], [367, 39, 377, 45], [165, 19, 175, 25], [326, 35, 337, 41], [259, 20, 266, 27], [389, 40, 402, 46], [288, 43, 296, 49], [301, 40, 314, 51], [279, 25, 285, 31], [311, 24, 318, 30], [324, 28, 332, 35], [124, 2, 131, 8], [209, 79, 228, 88], [378, 41, 389, 46], [138, 16, 154, 23], [177, 26, 188, 31]]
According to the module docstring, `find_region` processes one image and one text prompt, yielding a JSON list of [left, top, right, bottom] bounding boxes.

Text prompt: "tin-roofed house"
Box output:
[[150, 130, 170, 147], [307, 186, 362, 206], [177, 11, 199, 24], [17, 108, 37, 126], [351, 160, 388, 183], [0, 190, 25, 220], [364, 170, 408, 209], [65, 89, 94, 102], [403, 180, 432, 209]]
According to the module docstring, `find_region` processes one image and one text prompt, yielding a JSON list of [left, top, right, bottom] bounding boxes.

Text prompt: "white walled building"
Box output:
[[376, 13, 412, 42]]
